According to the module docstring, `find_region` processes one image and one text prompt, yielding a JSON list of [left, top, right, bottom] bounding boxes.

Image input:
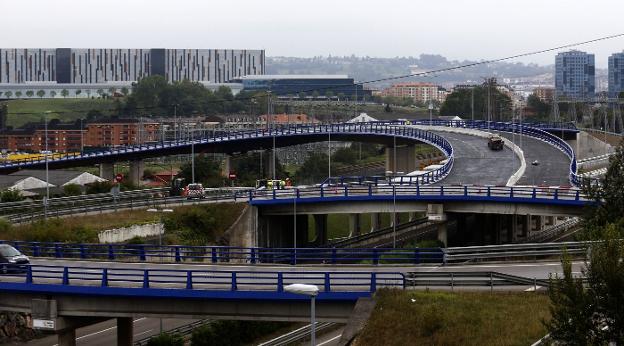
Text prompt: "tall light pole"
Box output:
[[393, 133, 397, 248], [284, 284, 319, 346], [428, 101, 433, 124], [43, 110, 51, 220], [147, 207, 173, 334]]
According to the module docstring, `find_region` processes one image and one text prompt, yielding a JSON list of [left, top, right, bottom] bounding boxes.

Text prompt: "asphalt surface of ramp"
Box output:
[[496, 132, 570, 186], [429, 131, 518, 186]]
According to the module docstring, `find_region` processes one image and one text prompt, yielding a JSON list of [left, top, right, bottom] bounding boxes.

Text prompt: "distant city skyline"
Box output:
[[3, 0, 624, 68]]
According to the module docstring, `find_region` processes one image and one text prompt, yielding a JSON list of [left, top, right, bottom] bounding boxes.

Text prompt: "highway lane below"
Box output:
[[25, 317, 197, 346]]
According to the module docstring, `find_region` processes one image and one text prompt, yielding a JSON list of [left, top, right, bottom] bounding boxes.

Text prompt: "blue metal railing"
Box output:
[[11, 265, 405, 294], [0, 241, 444, 265], [243, 184, 588, 206]]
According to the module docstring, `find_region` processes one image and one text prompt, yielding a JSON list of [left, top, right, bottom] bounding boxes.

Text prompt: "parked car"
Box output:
[[0, 245, 30, 274]]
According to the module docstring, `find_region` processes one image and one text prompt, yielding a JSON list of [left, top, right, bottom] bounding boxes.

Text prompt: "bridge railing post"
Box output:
[[413, 248, 420, 264], [211, 247, 218, 263], [372, 249, 379, 265], [277, 272, 283, 292], [231, 272, 238, 291], [139, 245, 146, 261], [143, 270, 149, 288], [370, 272, 377, 292], [101, 268, 108, 287], [25, 265, 33, 284], [175, 246, 182, 262], [186, 271, 193, 289], [62, 267, 69, 285], [108, 245, 115, 260], [325, 272, 331, 292]]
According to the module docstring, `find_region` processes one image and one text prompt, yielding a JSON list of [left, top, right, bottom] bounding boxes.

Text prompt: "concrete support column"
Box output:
[[408, 212, 416, 222], [348, 214, 361, 238], [58, 329, 76, 346], [313, 214, 328, 246], [437, 223, 448, 247], [522, 215, 530, 237], [221, 154, 231, 177], [370, 213, 381, 233], [546, 216, 555, 227], [117, 317, 133, 346], [263, 150, 277, 179], [128, 160, 145, 186], [536, 216, 545, 232], [510, 215, 518, 243], [99, 162, 115, 181], [385, 145, 417, 175]]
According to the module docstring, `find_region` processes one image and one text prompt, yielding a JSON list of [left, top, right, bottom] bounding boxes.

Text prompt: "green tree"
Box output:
[[121, 87, 129, 96], [332, 147, 358, 165], [63, 184, 82, 196], [146, 333, 184, 346], [231, 152, 288, 186], [0, 189, 24, 202], [178, 155, 223, 188], [96, 89, 104, 97], [75, 89, 82, 96], [547, 141, 624, 343], [36, 90, 45, 98], [85, 181, 114, 194], [25, 90, 34, 97], [61, 89, 69, 98], [3, 91, 11, 98], [527, 94, 549, 118], [50, 90, 57, 98], [325, 90, 334, 99], [312, 90, 320, 99], [295, 153, 329, 184], [15, 91, 22, 98], [439, 85, 512, 121]]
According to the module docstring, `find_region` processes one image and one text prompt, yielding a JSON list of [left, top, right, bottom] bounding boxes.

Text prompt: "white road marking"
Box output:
[[134, 329, 153, 338], [317, 334, 342, 346], [51, 318, 146, 346]]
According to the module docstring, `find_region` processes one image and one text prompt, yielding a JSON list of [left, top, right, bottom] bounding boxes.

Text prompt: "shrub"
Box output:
[[63, 184, 82, 196], [147, 333, 184, 346], [86, 181, 113, 194], [0, 189, 24, 202], [191, 321, 288, 346]]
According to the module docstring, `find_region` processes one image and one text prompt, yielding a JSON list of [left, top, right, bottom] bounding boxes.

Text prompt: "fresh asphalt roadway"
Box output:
[[430, 130, 570, 186], [430, 131, 519, 186]]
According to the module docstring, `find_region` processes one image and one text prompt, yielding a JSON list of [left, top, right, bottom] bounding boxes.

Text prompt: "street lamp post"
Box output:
[[146, 207, 174, 334], [43, 111, 52, 219], [284, 284, 319, 346], [428, 102, 433, 124]]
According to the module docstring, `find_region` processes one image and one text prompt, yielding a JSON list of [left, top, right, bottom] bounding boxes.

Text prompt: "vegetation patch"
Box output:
[[5, 98, 115, 128], [356, 290, 550, 346]]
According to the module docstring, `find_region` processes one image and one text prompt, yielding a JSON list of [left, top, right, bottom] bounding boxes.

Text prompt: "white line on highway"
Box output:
[[51, 318, 146, 346], [317, 334, 342, 346], [134, 329, 153, 338]]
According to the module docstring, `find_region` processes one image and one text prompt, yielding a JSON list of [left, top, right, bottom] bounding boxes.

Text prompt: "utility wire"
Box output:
[[5, 32, 624, 116]]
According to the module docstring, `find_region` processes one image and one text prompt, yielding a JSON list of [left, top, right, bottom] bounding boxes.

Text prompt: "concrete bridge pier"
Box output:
[[99, 163, 115, 181], [221, 155, 231, 177], [258, 214, 309, 248], [348, 214, 361, 237], [128, 160, 145, 186], [370, 213, 381, 232], [313, 214, 328, 246], [437, 223, 447, 246], [117, 317, 133, 346], [58, 328, 76, 346], [385, 145, 417, 174]]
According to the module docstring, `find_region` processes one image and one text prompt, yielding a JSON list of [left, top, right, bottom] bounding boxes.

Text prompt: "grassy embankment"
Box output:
[[5, 98, 116, 128], [0, 203, 245, 244], [356, 290, 551, 346]]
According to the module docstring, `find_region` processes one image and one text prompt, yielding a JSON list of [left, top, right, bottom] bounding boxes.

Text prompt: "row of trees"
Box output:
[[438, 85, 512, 120], [0, 87, 129, 99]]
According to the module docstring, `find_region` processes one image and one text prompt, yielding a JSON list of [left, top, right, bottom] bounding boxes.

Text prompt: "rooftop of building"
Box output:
[[236, 75, 350, 80]]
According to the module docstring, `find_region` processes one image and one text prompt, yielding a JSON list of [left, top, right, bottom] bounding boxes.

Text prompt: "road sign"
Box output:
[[33, 319, 55, 330], [228, 172, 237, 180], [115, 173, 124, 182]]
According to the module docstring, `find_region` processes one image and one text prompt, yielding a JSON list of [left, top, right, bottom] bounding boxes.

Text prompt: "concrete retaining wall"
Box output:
[[97, 223, 164, 243], [222, 205, 256, 248]]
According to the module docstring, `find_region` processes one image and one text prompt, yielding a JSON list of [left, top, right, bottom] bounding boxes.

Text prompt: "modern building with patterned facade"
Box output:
[[555, 50, 595, 99], [0, 48, 264, 84], [608, 52, 624, 98]]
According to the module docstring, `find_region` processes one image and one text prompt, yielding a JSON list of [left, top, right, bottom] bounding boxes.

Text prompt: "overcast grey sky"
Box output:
[[2, 0, 623, 67]]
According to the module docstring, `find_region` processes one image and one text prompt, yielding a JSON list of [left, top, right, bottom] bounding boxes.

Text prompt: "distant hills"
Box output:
[[266, 54, 553, 88]]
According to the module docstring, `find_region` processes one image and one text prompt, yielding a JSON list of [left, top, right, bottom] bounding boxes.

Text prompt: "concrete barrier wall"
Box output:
[[98, 223, 164, 243]]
